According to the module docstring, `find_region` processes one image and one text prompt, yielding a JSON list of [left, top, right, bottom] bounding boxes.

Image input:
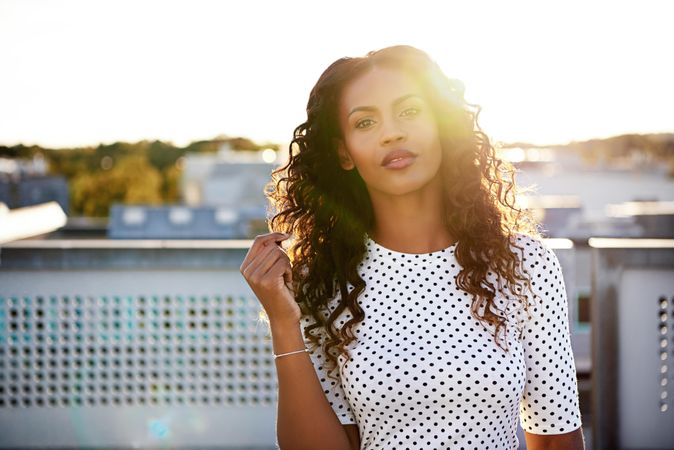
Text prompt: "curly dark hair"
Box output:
[[264, 45, 543, 381]]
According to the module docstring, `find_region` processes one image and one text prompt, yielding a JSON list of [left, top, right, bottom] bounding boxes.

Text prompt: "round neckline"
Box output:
[[365, 233, 458, 258]]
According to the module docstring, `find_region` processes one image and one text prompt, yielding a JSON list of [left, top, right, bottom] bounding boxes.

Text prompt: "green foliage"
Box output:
[[70, 155, 163, 217]]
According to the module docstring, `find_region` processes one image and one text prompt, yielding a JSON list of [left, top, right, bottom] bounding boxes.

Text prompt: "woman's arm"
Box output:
[[239, 233, 355, 449], [343, 424, 361, 450], [272, 319, 354, 450], [517, 238, 584, 439], [525, 426, 585, 449]]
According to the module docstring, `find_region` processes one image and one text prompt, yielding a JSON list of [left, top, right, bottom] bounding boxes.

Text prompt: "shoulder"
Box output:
[[508, 232, 552, 272], [507, 232, 567, 302], [508, 233, 568, 313], [508, 234, 567, 328]]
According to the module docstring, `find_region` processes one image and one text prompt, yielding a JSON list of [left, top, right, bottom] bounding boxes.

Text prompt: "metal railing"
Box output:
[[0, 237, 598, 449]]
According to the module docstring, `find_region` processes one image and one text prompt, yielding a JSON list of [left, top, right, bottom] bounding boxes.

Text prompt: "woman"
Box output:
[[240, 45, 584, 450]]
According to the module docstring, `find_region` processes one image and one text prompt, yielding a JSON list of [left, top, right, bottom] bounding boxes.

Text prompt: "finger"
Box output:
[[283, 263, 294, 291], [241, 232, 289, 271], [249, 232, 289, 258], [250, 245, 289, 280], [242, 238, 283, 277], [264, 255, 291, 282]]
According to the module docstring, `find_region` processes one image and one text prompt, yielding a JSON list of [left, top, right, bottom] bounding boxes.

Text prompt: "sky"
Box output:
[[1, 0, 673, 150]]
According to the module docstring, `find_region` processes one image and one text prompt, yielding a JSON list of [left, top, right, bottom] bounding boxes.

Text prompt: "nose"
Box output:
[[379, 120, 407, 146]]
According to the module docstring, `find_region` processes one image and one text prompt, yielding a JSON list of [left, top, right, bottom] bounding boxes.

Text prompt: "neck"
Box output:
[[366, 175, 455, 253]]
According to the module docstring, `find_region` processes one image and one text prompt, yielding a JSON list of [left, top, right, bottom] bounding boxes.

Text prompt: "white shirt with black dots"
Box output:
[[299, 233, 582, 450]]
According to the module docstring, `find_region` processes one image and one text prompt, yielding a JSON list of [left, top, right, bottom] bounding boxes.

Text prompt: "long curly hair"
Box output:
[[265, 45, 543, 380]]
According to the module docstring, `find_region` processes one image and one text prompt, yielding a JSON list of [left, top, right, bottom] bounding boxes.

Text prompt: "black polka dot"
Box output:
[[300, 233, 582, 449]]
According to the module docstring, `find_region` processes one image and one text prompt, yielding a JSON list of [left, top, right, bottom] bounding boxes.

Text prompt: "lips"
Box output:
[[381, 149, 417, 167]]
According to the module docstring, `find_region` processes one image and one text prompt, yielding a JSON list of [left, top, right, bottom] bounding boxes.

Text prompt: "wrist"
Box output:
[[273, 347, 309, 360], [269, 319, 304, 355], [269, 318, 301, 334]]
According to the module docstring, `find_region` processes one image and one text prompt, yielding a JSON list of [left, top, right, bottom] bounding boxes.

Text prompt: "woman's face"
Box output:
[[336, 66, 443, 197]]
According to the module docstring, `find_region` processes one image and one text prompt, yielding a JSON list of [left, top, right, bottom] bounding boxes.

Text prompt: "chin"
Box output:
[[384, 178, 436, 196]]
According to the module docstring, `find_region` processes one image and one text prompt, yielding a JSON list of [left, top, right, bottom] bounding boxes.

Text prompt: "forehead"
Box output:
[[339, 66, 422, 113]]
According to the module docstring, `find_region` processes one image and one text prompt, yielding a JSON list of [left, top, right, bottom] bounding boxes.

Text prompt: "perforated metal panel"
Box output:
[[0, 294, 275, 410], [618, 271, 674, 448], [657, 295, 674, 414], [0, 266, 278, 449], [591, 240, 674, 450]]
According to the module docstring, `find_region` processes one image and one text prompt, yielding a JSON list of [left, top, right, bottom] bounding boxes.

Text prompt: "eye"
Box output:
[[355, 118, 375, 129], [400, 107, 420, 118]]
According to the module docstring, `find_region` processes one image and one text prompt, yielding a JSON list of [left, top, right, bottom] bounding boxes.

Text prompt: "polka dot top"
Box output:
[[299, 233, 582, 450]]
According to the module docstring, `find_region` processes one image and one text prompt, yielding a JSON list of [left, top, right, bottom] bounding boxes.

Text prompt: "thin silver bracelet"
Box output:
[[273, 347, 309, 360]]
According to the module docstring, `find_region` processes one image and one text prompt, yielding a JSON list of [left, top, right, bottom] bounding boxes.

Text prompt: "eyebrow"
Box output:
[[347, 93, 422, 119]]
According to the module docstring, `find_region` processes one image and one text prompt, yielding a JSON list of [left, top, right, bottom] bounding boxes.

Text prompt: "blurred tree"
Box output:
[[147, 140, 184, 171], [71, 154, 162, 217], [184, 140, 220, 154], [161, 163, 183, 203]]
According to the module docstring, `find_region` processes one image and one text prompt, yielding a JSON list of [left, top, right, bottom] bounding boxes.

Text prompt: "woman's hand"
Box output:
[[240, 232, 300, 326]]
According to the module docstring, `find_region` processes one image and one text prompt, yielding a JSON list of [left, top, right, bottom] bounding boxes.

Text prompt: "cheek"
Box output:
[[414, 122, 442, 153], [346, 135, 377, 165], [420, 120, 441, 144]]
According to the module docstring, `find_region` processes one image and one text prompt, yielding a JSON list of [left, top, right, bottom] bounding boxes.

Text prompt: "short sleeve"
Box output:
[[299, 314, 357, 425], [518, 241, 583, 434]]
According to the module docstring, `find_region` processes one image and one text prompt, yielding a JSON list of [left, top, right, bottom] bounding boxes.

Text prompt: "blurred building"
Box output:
[[504, 145, 674, 240], [181, 143, 278, 208], [107, 204, 268, 239], [105, 144, 279, 239], [0, 155, 69, 213], [606, 201, 674, 238], [522, 194, 647, 240]]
